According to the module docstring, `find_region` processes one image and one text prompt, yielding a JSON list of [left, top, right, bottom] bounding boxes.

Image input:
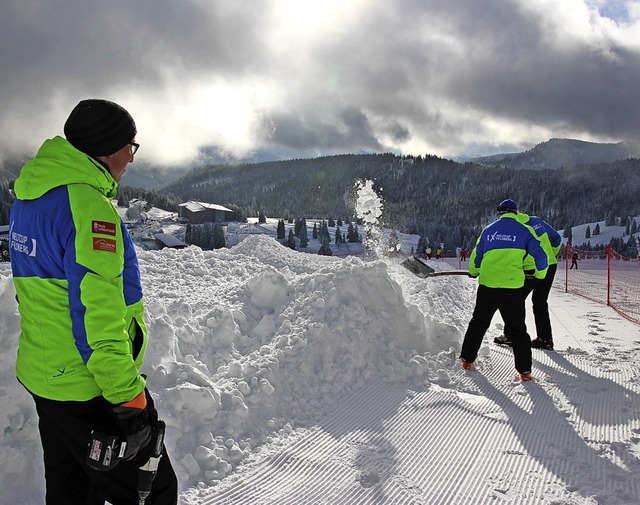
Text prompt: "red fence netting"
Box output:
[[553, 245, 640, 324]]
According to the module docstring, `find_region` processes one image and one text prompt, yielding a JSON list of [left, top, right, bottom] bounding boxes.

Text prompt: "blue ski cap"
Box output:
[[497, 199, 518, 214]]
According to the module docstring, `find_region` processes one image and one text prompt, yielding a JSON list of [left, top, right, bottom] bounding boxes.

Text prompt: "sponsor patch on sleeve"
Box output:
[[92, 220, 117, 236], [93, 237, 117, 253]]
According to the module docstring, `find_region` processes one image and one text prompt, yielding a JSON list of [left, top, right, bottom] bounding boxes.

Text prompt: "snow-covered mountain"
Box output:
[[469, 138, 638, 170]]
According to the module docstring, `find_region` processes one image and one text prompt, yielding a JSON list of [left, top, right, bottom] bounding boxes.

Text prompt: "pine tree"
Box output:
[[213, 223, 225, 249], [203, 222, 214, 249], [125, 205, 142, 221], [416, 235, 429, 255], [188, 224, 199, 247], [335, 226, 342, 244], [277, 220, 285, 239], [354, 224, 361, 243], [347, 223, 355, 243], [319, 221, 331, 246], [585, 225, 591, 239], [318, 243, 332, 255], [626, 235, 637, 256], [312, 223, 318, 239], [258, 211, 266, 224], [563, 225, 573, 244], [594, 223, 601, 235], [287, 229, 296, 250], [117, 193, 130, 207], [347, 223, 362, 243], [299, 223, 309, 247]]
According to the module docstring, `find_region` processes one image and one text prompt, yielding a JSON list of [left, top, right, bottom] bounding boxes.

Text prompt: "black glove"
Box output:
[[111, 390, 156, 461]]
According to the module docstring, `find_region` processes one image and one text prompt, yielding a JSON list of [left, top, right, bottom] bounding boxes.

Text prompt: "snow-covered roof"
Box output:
[[153, 233, 188, 248], [178, 201, 232, 213]]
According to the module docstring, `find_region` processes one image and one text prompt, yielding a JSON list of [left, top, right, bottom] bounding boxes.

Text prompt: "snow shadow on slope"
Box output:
[[468, 373, 640, 503]]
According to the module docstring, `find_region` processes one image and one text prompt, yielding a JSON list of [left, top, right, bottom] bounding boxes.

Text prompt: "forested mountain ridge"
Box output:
[[159, 153, 640, 250], [469, 138, 637, 170], [2, 140, 639, 252]]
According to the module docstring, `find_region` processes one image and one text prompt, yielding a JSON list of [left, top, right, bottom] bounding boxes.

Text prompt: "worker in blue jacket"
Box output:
[[460, 199, 548, 380], [495, 213, 562, 350]]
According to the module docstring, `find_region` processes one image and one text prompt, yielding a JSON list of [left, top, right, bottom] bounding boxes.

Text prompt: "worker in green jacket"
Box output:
[[460, 199, 548, 380], [494, 212, 562, 350], [9, 99, 177, 504]]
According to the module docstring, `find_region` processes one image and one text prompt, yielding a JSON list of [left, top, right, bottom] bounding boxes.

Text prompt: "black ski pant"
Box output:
[[30, 391, 178, 505], [460, 285, 532, 373], [504, 263, 557, 342]]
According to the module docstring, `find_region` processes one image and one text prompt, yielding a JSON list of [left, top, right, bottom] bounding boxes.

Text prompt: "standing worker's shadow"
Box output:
[[535, 350, 640, 454], [470, 372, 640, 504]]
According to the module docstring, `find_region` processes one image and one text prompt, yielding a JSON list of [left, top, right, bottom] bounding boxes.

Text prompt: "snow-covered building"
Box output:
[[178, 201, 235, 224], [154, 233, 188, 250]]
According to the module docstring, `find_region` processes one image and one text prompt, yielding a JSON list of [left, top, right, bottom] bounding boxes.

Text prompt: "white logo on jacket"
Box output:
[[9, 222, 37, 257], [487, 231, 516, 243]]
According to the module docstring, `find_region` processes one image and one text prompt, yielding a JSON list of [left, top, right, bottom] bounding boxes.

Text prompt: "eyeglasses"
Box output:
[[129, 142, 140, 155]]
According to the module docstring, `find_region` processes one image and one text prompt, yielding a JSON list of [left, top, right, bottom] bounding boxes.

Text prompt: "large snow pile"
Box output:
[[0, 235, 474, 502]]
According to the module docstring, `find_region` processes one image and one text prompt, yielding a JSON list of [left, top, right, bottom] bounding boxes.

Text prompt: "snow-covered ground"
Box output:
[[1, 231, 640, 503], [2, 180, 640, 503]]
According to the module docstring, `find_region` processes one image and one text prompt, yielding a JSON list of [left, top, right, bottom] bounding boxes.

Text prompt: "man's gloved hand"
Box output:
[[111, 390, 156, 461]]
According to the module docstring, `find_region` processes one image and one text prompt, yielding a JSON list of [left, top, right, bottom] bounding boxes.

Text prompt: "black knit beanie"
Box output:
[[64, 99, 137, 157]]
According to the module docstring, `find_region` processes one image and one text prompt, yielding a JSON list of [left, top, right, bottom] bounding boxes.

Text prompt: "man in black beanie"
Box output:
[[9, 99, 178, 504], [64, 98, 139, 182]]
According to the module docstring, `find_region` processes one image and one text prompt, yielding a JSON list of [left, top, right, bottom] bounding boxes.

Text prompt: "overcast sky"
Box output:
[[1, 0, 639, 166]]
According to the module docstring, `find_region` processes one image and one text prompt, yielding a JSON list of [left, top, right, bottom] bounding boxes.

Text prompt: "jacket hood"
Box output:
[[14, 136, 118, 201]]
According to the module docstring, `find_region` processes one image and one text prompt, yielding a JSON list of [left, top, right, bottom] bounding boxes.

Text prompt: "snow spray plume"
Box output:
[[355, 179, 384, 256]]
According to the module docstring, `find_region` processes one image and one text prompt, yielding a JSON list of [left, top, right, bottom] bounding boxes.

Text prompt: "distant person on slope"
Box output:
[[459, 199, 548, 381], [494, 214, 562, 351], [570, 250, 580, 269], [9, 99, 177, 504]]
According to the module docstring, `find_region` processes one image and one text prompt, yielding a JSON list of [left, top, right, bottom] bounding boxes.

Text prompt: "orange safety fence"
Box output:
[[553, 245, 640, 324]]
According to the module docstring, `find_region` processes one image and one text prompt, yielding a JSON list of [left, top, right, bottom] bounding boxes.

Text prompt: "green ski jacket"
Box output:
[[9, 136, 147, 404]]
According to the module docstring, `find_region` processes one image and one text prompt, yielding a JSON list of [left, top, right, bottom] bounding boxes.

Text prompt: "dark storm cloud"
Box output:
[[269, 108, 383, 152], [421, 0, 640, 138], [1, 1, 267, 90], [0, 0, 273, 160], [1, 0, 639, 164]]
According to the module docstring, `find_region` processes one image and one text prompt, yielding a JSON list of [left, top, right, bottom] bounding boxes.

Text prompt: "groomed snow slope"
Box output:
[[1, 235, 640, 505], [181, 241, 640, 505]]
